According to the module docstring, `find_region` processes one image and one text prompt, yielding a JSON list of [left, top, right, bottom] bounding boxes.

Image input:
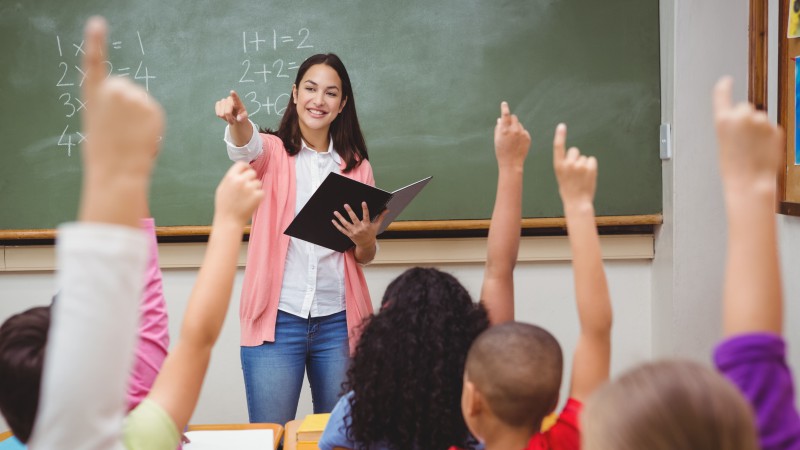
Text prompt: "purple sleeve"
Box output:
[[714, 333, 800, 450], [126, 218, 170, 411]]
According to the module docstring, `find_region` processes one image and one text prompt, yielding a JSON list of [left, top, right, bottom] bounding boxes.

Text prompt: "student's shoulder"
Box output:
[[529, 399, 582, 450], [329, 391, 354, 421], [319, 392, 356, 449], [123, 398, 181, 450]]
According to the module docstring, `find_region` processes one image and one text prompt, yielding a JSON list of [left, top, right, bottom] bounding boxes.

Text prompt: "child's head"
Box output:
[[0, 306, 52, 442], [345, 267, 490, 450], [270, 53, 367, 172], [583, 359, 758, 450], [461, 322, 563, 440]]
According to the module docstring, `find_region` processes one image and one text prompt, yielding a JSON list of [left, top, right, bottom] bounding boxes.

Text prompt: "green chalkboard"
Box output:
[[0, 0, 661, 231]]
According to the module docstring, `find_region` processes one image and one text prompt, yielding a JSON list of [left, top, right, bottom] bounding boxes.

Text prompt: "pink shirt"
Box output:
[[127, 218, 170, 411], [239, 133, 374, 353]]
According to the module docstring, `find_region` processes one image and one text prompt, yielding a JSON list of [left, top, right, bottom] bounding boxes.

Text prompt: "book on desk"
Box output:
[[295, 413, 331, 450]]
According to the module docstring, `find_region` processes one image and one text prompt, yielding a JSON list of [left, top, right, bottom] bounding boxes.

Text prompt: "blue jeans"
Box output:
[[240, 310, 350, 425]]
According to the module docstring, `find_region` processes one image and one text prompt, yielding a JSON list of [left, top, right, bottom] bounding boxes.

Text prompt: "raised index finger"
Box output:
[[81, 16, 108, 101], [712, 76, 734, 119], [499, 101, 511, 126], [553, 123, 567, 166]]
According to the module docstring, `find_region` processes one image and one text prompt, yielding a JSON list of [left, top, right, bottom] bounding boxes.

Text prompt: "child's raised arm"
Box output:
[[553, 124, 612, 403], [143, 162, 263, 432], [29, 16, 164, 450], [712, 77, 800, 449], [713, 77, 783, 337], [480, 102, 530, 325]]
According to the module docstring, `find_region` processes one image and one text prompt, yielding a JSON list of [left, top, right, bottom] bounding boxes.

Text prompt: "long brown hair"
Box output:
[[583, 359, 758, 450], [263, 53, 368, 172]]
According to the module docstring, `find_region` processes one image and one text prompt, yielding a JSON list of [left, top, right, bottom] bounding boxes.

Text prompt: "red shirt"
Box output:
[[449, 398, 582, 450], [524, 398, 581, 450]]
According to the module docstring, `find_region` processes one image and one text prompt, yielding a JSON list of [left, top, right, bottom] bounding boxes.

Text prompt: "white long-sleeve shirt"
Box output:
[[29, 223, 147, 450], [225, 121, 345, 319]]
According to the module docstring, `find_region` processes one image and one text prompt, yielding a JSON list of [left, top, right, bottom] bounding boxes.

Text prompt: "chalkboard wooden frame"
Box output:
[[0, 214, 663, 241]]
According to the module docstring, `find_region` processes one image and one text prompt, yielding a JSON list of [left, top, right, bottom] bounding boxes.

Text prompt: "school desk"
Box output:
[[0, 425, 283, 449], [283, 419, 301, 450]]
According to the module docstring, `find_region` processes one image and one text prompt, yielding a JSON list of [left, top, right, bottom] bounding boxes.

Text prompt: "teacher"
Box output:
[[214, 53, 385, 426]]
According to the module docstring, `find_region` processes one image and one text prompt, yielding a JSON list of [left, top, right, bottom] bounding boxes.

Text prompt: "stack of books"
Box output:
[[296, 413, 331, 450]]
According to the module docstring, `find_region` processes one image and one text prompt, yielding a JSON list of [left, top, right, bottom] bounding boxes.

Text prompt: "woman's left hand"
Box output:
[[332, 202, 388, 249]]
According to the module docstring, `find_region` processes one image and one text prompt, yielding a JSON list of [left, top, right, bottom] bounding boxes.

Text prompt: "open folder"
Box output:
[[284, 173, 432, 252]]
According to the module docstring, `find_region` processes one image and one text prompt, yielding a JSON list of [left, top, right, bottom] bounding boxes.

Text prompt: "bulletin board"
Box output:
[[776, 0, 800, 214]]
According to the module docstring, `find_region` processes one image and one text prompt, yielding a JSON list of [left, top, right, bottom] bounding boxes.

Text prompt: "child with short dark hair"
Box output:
[[463, 322, 564, 439], [458, 123, 613, 450]]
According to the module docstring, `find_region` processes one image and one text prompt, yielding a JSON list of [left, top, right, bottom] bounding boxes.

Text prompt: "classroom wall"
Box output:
[[0, 253, 652, 428], [651, 0, 742, 360]]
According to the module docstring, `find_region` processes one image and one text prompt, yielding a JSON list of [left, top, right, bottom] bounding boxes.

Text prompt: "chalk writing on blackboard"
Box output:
[[238, 28, 316, 119], [53, 31, 156, 156]]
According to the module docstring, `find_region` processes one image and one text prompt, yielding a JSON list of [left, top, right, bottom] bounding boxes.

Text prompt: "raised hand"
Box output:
[[478, 102, 531, 324], [553, 124, 597, 207], [712, 77, 783, 195], [494, 101, 531, 170], [552, 122, 612, 403], [81, 16, 163, 180], [78, 16, 164, 226], [714, 76, 784, 338], [214, 161, 264, 226], [146, 161, 262, 434]]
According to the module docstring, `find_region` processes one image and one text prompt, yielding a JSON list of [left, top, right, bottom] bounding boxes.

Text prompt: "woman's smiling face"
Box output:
[[292, 63, 347, 138]]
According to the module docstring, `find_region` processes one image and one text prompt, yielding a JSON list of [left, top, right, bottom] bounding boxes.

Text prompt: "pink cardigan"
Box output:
[[240, 133, 374, 354]]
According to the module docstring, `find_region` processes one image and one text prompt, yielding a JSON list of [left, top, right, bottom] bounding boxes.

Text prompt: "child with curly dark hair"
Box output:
[[318, 101, 530, 450]]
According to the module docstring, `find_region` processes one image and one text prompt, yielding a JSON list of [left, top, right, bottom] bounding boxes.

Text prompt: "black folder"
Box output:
[[284, 173, 432, 252]]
